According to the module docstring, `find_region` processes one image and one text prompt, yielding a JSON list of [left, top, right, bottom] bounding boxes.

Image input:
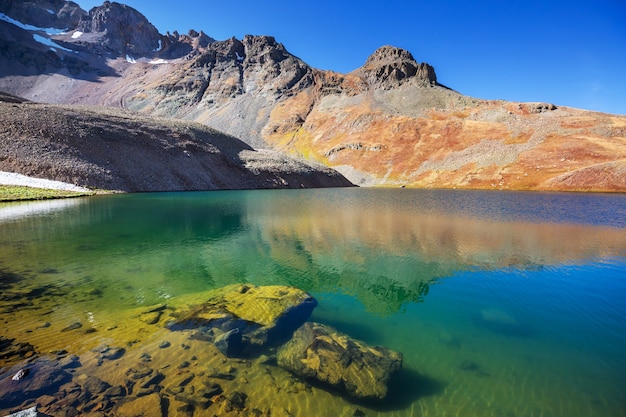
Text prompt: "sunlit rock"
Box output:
[[168, 284, 317, 356], [276, 322, 403, 400]]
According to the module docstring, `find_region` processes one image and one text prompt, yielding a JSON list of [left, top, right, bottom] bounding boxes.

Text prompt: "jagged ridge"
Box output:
[[0, 0, 624, 192]]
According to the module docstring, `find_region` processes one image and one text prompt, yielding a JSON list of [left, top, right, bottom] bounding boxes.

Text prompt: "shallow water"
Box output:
[[1, 188, 625, 416]]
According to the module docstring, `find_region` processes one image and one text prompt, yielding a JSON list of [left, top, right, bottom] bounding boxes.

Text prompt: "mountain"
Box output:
[[1, 0, 625, 192], [0, 91, 352, 191]]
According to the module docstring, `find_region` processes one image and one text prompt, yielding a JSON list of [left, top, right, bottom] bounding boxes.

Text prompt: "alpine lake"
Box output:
[[1, 188, 625, 417]]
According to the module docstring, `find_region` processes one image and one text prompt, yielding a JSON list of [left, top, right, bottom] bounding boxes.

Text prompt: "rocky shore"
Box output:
[[0, 171, 90, 192], [0, 284, 403, 417]]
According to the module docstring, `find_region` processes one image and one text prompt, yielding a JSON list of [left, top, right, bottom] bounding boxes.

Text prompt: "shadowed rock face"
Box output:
[[0, 0, 86, 29], [0, 1, 624, 192], [76, 1, 161, 56]]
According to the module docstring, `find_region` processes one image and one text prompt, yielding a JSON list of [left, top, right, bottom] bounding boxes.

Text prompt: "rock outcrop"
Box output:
[[358, 45, 437, 89], [0, 0, 86, 30], [277, 322, 403, 400], [75, 1, 161, 56], [168, 285, 318, 356]]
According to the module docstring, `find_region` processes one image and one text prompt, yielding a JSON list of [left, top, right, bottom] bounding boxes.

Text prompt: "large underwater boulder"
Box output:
[[276, 322, 403, 400], [168, 284, 318, 356]]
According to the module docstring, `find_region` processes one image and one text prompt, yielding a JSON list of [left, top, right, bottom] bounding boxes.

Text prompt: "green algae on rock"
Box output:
[[168, 284, 318, 356], [276, 322, 403, 401]]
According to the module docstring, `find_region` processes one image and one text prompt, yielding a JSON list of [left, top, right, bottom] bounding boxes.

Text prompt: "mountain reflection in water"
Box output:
[[204, 188, 626, 314], [0, 189, 625, 315]]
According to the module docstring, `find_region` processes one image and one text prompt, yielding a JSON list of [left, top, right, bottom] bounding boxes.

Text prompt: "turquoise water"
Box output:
[[1, 188, 625, 416]]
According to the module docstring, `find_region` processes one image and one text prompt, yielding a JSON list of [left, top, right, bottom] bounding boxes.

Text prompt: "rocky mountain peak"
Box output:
[[360, 45, 437, 89], [76, 1, 160, 56], [0, 0, 86, 29], [242, 35, 284, 63], [364, 45, 416, 66]]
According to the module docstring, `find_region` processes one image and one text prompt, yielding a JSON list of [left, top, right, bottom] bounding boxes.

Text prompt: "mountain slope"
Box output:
[[265, 82, 626, 191], [0, 92, 352, 191], [1, 1, 624, 192]]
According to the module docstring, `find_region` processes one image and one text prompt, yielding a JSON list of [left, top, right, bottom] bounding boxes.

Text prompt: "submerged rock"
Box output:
[[11, 368, 28, 381], [276, 322, 402, 400], [112, 392, 164, 417], [0, 360, 72, 408], [61, 322, 83, 332], [438, 329, 461, 348], [169, 284, 317, 356], [1, 336, 37, 363], [82, 375, 111, 394]]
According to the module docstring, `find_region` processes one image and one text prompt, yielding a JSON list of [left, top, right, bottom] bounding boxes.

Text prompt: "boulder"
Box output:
[[169, 284, 317, 356], [276, 322, 402, 400]]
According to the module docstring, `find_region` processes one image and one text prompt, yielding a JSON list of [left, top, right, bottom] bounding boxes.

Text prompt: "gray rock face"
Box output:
[[153, 35, 312, 105], [360, 45, 437, 89], [277, 322, 403, 400], [0, 0, 86, 30], [161, 29, 215, 58], [76, 1, 161, 56]]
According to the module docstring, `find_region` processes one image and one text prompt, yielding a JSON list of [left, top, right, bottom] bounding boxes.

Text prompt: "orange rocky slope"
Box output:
[[264, 65, 626, 192]]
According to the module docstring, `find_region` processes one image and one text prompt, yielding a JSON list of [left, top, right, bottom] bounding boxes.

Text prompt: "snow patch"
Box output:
[[46, 9, 55, 14], [236, 51, 244, 61], [149, 59, 168, 65], [0, 171, 90, 192], [154, 39, 162, 52], [71, 30, 83, 39], [126, 54, 137, 64], [33, 33, 74, 52], [0, 12, 66, 34]]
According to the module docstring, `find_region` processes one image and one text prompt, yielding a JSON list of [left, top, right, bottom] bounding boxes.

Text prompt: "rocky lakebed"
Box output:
[[0, 283, 403, 417]]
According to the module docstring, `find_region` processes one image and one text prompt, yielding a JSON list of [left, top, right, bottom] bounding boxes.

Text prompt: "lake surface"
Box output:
[[1, 188, 625, 416]]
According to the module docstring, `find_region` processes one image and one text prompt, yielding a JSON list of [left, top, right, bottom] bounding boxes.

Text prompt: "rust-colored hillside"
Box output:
[[265, 85, 626, 191]]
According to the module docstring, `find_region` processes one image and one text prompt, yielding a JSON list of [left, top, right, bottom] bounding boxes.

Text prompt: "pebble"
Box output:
[[11, 368, 28, 381]]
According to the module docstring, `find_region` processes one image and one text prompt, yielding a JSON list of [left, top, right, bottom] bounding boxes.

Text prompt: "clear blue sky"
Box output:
[[76, 0, 626, 115]]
